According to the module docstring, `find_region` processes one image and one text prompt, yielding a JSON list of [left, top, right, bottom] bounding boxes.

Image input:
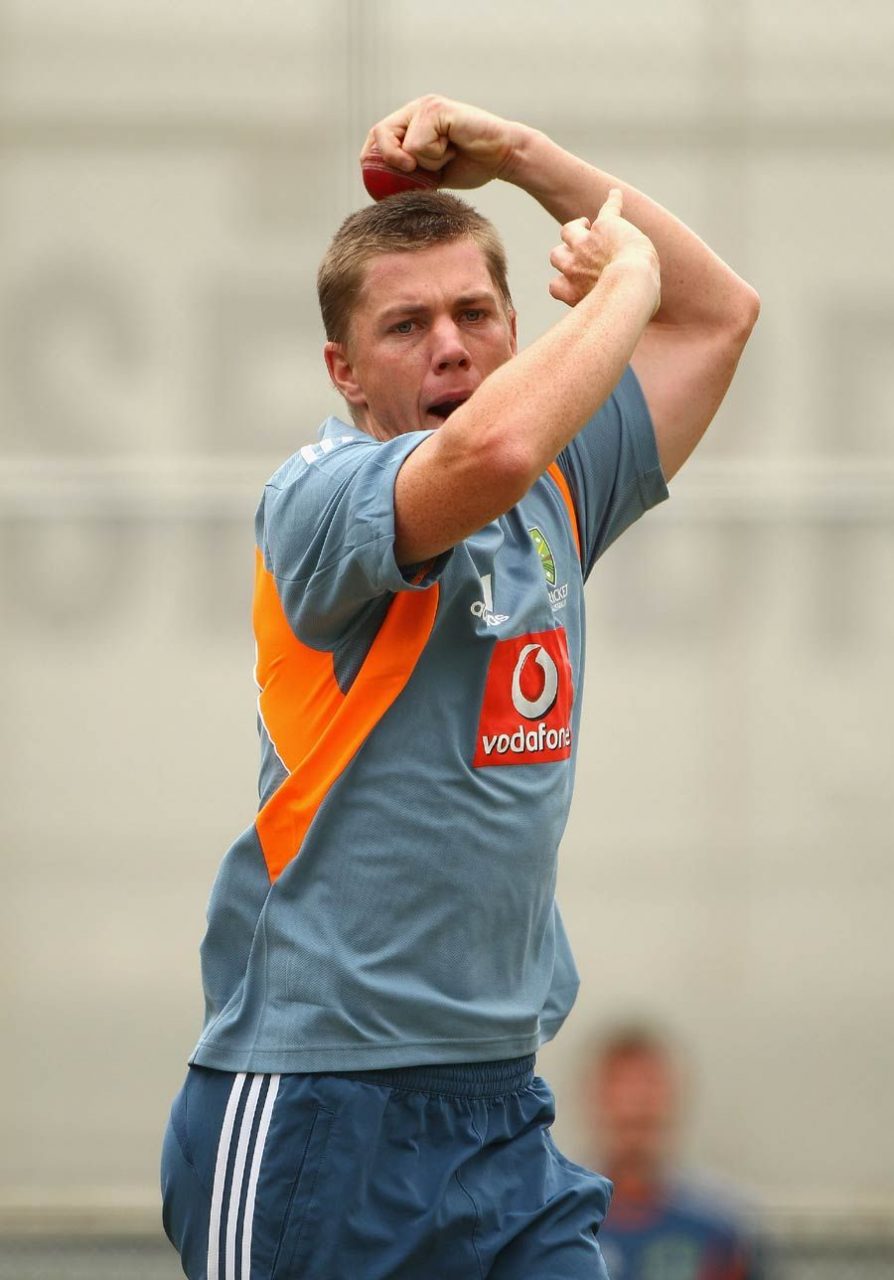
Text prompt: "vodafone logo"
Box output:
[[473, 629, 574, 768], [511, 644, 558, 719]]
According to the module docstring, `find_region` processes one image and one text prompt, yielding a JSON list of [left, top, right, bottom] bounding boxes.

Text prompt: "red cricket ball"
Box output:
[[361, 145, 441, 202]]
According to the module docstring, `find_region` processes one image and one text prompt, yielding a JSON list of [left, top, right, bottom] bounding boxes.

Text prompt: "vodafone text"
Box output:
[[480, 722, 573, 759]]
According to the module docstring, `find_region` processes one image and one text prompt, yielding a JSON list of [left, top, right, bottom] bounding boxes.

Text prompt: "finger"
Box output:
[[402, 102, 452, 169], [596, 187, 624, 220], [549, 275, 578, 307], [417, 143, 457, 173], [367, 123, 416, 171], [363, 99, 426, 169], [548, 243, 574, 273], [560, 217, 592, 247]]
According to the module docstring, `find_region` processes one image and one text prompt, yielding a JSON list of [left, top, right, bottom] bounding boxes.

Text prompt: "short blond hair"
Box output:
[[317, 190, 513, 345]]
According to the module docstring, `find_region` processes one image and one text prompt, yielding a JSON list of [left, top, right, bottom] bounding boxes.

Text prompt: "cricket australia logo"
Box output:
[[529, 526, 556, 585], [529, 527, 568, 612], [473, 628, 574, 767]]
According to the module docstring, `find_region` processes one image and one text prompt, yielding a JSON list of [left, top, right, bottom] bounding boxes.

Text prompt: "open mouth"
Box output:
[[427, 395, 470, 421]]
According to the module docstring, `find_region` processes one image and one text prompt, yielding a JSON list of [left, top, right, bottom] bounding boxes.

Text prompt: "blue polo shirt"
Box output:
[[191, 365, 668, 1073]]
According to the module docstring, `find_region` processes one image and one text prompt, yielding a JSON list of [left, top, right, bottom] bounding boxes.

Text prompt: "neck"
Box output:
[[605, 1165, 666, 1209]]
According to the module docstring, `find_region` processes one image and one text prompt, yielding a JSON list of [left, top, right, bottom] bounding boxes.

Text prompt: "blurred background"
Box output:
[[2, 0, 892, 1276]]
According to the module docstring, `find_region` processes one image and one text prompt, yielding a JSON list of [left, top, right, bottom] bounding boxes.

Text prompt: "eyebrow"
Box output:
[[376, 292, 498, 322]]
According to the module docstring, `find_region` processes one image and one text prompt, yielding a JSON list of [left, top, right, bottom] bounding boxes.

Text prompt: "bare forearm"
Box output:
[[395, 257, 657, 564], [453, 258, 657, 475], [505, 126, 755, 330]]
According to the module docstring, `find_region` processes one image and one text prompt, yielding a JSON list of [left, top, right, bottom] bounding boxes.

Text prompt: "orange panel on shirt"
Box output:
[[253, 548, 440, 883], [546, 462, 582, 564], [253, 549, 344, 771]]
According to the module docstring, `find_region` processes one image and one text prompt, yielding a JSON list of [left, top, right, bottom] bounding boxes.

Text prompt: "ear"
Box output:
[[324, 341, 367, 409], [508, 308, 519, 356]]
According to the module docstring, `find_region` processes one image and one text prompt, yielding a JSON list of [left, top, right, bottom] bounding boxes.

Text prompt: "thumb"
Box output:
[[596, 187, 624, 220]]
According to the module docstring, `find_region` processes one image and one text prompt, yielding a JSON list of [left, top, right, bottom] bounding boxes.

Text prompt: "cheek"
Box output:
[[364, 354, 423, 407], [475, 332, 514, 370], [383, 345, 430, 383]]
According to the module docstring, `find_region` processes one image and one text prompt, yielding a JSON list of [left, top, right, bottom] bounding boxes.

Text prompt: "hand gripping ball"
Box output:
[[361, 145, 441, 201]]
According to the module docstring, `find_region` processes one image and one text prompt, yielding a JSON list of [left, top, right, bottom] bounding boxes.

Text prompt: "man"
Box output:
[[583, 1027, 765, 1280], [161, 96, 759, 1279]]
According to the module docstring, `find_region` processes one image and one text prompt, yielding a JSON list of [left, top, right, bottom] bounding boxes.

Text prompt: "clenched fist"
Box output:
[[361, 94, 524, 191]]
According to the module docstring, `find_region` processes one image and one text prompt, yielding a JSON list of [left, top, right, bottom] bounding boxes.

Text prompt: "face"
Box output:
[[324, 238, 517, 440], [587, 1051, 679, 1184]]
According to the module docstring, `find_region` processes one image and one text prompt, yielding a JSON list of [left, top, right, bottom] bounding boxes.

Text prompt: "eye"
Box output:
[[462, 309, 486, 323], [391, 319, 417, 335]]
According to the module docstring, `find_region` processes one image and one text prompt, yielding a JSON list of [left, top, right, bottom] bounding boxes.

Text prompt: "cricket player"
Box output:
[[161, 95, 759, 1279]]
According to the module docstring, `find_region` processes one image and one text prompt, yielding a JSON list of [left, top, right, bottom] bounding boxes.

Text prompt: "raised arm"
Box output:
[[366, 96, 760, 487], [356, 101, 659, 566], [504, 126, 760, 480]]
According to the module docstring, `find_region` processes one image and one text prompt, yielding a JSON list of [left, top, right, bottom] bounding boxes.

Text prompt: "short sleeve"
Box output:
[[257, 428, 450, 647], [556, 364, 669, 579]]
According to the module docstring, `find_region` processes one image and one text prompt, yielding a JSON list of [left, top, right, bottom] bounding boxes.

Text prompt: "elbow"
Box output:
[[463, 421, 543, 511], [484, 433, 541, 509], [432, 421, 538, 523], [729, 285, 761, 344], [707, 284, 759, 366]]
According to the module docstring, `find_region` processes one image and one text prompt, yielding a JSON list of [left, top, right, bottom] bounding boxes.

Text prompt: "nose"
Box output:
[[431, 318, 471, 371]]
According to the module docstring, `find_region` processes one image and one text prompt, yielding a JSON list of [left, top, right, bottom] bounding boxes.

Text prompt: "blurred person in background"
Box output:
[[583, 1025, 766, 1280]]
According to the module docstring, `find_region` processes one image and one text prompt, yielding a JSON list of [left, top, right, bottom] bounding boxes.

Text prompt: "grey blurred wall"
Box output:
[[2, 0, 892, 1230]]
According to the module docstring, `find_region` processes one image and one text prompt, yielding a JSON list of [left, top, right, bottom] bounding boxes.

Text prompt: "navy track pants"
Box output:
[[161, 1055, 612, 1279]]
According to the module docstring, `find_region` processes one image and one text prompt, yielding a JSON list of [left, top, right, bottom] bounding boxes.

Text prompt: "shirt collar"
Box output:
[[318, 415, 371, 443]]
